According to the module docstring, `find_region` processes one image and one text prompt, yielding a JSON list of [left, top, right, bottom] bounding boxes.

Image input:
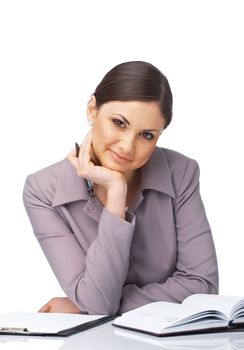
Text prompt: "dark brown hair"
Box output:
[[93, 61, 173, 129]]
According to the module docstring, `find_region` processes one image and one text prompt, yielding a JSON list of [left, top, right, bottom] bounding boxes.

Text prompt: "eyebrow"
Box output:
[[111, 113, 161, 133]]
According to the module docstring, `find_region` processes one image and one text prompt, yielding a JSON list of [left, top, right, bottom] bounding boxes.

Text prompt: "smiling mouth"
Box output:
[[109, 149, 132, 162]]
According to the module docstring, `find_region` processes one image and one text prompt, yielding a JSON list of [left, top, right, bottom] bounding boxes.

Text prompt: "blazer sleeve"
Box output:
[[118, 159, 219, 314], [23, 174, 135, 315]]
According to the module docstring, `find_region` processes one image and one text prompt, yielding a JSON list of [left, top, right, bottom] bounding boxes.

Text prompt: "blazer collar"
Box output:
[[140, 147, 175, 198], [52, 159, 89, 207], [52, 147, 175, 207]]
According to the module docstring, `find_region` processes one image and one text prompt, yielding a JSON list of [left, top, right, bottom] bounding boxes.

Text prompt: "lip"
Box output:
[[108, 149, 132, 163]]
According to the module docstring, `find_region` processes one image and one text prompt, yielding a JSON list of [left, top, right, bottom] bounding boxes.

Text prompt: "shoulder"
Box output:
[[159, 147, 199, 171], [23, 159, 67, 205], [157, 147, 200, 195]]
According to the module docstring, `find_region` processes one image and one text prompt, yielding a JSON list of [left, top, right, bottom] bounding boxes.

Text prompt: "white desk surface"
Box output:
[[0, 321, 244, 350]]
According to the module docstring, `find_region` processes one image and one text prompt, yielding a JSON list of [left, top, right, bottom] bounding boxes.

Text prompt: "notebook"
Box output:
[[113, 294, 244, 337], [0, 312, 116, 337]]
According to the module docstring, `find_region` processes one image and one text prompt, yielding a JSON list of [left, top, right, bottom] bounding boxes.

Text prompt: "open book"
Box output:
[[113, 294, 244, 337]]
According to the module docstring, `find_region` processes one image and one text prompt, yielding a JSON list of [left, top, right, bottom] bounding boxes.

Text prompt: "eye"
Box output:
[[140, 131, 154, 141], [112, 118, 126, 128]]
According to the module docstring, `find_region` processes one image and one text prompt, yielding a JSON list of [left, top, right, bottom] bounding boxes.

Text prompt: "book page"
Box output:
[[113, 301, 226, 334], [0, 312, 104, 333], [183, 294, 244, 320]]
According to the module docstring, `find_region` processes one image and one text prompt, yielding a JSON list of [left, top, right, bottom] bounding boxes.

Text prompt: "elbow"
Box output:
[[76, 299, 119, 316], [204, 264, 219, 295], [188, 272, 219, 296], [74, 288, 120, 316], [188, 256, 219, 296], [174, 268, 219, 298], [207, 276, 219, 295], [86, 297, 120, 316], [67, 276, 122, 316], [201, 279, 219, 295]]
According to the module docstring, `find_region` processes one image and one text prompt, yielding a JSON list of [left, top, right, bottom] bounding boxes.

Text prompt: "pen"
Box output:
[[75, 142, 94, 197], [75, 142, 80, 157]]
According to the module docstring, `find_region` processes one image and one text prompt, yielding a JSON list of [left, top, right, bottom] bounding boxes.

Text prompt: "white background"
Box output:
[[0, 0, 243, 313]]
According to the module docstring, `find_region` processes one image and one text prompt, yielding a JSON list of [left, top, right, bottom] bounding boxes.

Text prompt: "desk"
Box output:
[[0, 321, 244, 349]]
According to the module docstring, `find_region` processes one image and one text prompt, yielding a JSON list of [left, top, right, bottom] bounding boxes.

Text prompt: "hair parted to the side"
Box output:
[[93, 61, 173, 129]]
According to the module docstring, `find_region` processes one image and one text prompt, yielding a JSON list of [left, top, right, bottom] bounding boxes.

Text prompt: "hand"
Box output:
[[67, 130, 127, 219], [38, 297, 81, 313], [67, 130, 127, 191]]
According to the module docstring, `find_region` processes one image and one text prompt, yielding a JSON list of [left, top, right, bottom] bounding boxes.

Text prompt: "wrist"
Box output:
[[106, 182, 127, 219], [106, 172, 127, 190], [108, 176, 127, 193]]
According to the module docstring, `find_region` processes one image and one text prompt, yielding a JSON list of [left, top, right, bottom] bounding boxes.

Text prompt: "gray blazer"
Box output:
[[23, 147, 218, 315]]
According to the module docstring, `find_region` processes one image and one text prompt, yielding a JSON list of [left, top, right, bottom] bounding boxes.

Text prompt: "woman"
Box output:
[[23, 61, 218, 315]]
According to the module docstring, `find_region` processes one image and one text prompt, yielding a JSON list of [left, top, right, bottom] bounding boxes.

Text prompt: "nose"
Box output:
[[118, 133, 135, 156]]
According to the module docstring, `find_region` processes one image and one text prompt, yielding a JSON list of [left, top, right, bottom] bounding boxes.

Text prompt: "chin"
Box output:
[[101, 159, 130, 172], [103, 162, 127, 172]]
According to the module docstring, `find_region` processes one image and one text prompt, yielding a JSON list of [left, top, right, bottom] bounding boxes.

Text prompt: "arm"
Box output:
[[118, 159, 219, 313], [23, 173, 134, 316], [23, 131, 135, 315]]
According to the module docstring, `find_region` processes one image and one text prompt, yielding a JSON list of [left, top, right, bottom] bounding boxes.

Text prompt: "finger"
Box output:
[[90, 143, 99, 165], [79, 131, 94, 169], [79, 129, 92, 158], [81, 131, 93, 165], [66, 147, 77, 159], [66, 148, 79, 170], [73, 130, 94, 177], [38, 302, 50, 313], [79, 129, 92, 152]]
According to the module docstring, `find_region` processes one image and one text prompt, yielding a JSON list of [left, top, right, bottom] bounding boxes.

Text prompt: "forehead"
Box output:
[[98, 101, 165, 127]]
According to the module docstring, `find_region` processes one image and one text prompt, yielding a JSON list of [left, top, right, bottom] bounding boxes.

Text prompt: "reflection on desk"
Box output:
[[0, 335, 63, 350], [113, 328, 244, 350], [1, 322, 244, 350]]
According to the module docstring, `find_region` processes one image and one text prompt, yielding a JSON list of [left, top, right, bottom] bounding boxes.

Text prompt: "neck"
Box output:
[[123, 169, 140, 190]]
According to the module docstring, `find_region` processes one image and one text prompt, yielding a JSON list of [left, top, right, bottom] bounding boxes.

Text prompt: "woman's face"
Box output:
[[88, 99, 166, 178]]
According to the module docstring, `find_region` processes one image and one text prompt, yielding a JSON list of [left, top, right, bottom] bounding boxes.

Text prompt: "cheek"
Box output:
[[93, 124, 117, 145], [92, 124, 114, 151], [134, 144, 156, 166]]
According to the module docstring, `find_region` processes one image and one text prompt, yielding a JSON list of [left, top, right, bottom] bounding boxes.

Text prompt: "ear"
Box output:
[[87, 95, 97, 126]]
